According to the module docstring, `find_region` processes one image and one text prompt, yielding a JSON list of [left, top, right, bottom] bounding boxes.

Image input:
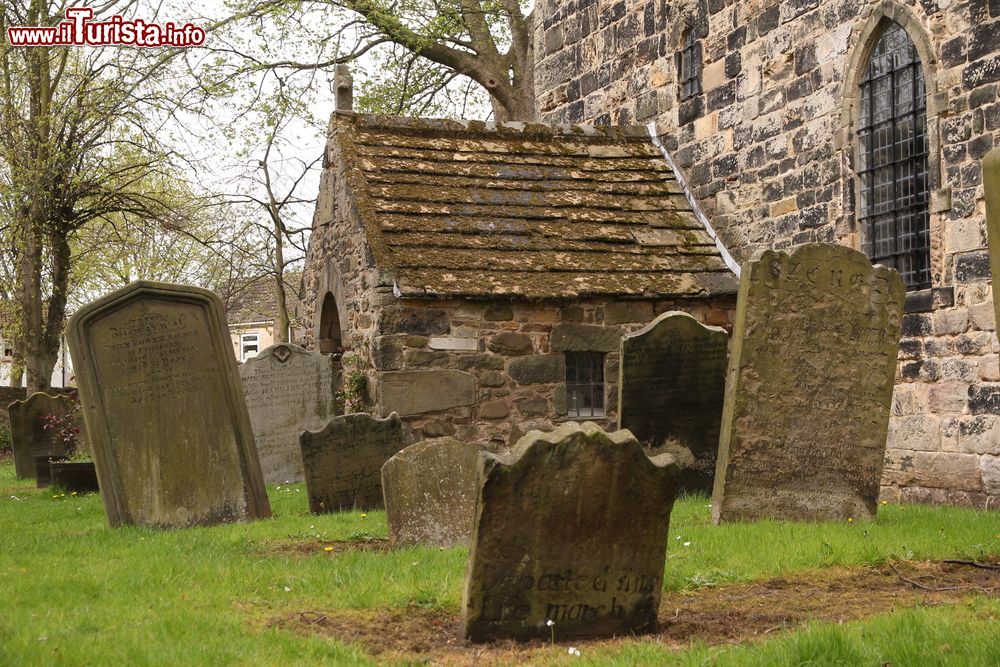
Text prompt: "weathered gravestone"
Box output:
[[8, 393, 73, 479], [462, 422, 679, 642], [985, 147, 1000, 328], [240, 343, 337, 484], [618, 311, 728, 494], [381, 438, 481, 547], [713, 244, 905, 524], [66, 281, 272, 528], [300, 412, 405, 513]]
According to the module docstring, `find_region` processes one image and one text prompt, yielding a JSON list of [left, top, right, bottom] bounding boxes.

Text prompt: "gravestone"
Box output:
[[239, 343, 337, 484], [713, 244, 905, 524], [462, 422, 679, 643], [300, 412, 405, 513], [66, 281, 272, 528], [985, 147, 1000, 328], [8, 393, 74, 479], [381, 438, 481, 547], [618, 311, 728, 493]]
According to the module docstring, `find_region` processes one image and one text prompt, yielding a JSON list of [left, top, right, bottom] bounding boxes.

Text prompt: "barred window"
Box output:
[[858, 22, 930, 290], [565, 352, 604, 418], [679, 29, 702, 101]]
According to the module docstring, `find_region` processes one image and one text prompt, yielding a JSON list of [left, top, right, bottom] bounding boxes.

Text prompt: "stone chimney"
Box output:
[[333, 64, 353, 112]]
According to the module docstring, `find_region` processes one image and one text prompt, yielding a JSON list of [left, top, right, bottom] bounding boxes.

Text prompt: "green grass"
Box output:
[[0, 461, 997, 666]]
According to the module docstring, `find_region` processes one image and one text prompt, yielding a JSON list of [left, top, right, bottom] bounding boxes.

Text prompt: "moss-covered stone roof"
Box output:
[[332, 114, 738, 299]]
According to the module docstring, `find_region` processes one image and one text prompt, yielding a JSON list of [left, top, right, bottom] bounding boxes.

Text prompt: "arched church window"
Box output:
[[858, 21, 930, 290], [678, 28, 702, 101]]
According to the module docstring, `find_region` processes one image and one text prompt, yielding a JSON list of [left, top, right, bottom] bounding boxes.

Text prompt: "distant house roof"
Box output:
[[226, 272, 303, 327], [328, 114, 738, 299]]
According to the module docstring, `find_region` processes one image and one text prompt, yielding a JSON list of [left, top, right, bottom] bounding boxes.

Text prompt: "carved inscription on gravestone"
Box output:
[[240, 344, 337, 484], [713, 244, 905, 524], [300, 412, 405, 513], [462, 422, 679, 642], [66, 281, 272, 528], [382, 438, 481, 547], [8, 393, 73, 479], [618, 311, 728, 494]]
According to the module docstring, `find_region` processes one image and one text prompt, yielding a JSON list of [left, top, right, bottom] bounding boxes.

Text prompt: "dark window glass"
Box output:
[[565, 351, 605, 418], [858, 22, 930, 290], [679, 29, 702, 101]]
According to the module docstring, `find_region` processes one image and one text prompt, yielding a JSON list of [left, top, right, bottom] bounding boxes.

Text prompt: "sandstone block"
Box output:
[[508, 354, 564, 385], [379, 370, 477, 416]]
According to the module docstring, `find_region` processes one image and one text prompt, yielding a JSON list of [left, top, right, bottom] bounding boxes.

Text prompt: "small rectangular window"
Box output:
[[679, 30, 702, 101], [241, 334, 259, 361], [565, 352, 605, 418]]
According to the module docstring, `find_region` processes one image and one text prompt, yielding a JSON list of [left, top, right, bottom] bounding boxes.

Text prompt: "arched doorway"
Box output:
[[318, 292, 344, 355]]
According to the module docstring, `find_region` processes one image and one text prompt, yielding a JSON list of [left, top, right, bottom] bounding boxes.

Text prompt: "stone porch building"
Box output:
[[300, 114, 738, 447], [535, 0, 1000, 506]]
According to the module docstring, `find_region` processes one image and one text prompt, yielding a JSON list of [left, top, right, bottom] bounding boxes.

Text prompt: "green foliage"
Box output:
[[336, 354, 369, 414], [0, 425, 11, 456]]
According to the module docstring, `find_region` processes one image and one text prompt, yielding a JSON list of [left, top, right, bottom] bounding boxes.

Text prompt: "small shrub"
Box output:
[[0, 425, 11, 455]]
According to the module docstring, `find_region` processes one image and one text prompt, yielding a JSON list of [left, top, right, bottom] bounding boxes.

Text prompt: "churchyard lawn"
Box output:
[[1, 461, 997, 666]]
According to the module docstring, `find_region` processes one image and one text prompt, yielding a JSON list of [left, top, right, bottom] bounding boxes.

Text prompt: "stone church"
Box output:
[[303, 0, 1000, 507], [534, 0, 1000, 507]]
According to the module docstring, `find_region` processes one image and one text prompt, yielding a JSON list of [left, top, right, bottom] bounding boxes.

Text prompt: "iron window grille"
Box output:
[[858, 22, 930, 290], [565, 351, 605, 418], [679, 29, 702, 101]]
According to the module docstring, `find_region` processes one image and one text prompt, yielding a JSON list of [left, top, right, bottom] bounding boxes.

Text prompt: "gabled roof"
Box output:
[[225, 272, 303, 326], [331, 114, 738, 299]]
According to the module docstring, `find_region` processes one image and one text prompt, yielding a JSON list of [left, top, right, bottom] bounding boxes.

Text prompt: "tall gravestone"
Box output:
[[66, 281, 272, 528], [985, 147, 1000, 328], [462, 422, 679, 643], [240, 343, 337, 484], [381, 438, 481, 547], [300, 412, 405, 513], [713, 244, 905, 524], [8, 393, 73, 479], [618, 311, 728, 493]]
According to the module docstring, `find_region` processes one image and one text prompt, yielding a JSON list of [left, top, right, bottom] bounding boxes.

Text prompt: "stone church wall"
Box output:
[[535, 0, 1000, 507]]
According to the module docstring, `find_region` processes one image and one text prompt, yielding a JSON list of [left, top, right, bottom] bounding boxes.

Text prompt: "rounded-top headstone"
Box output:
[[618, 311, 728, 494], [381, 437, 481, 547], [66, 281, 272, 528], [239, 343, 337, 484], [712, 243, 905, 524]]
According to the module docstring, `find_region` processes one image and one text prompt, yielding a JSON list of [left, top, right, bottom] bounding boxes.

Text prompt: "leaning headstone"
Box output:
[[66, 281, 272, 528], [462, 422, 679, 643], [985, 147, 1000, 328], [240, 343, 337, 484], [300, 412, 405, 513], [8, 393, 73, 479], [618, 311, 728, 494], [381, 438, 481, 547], [713, 244, 905, 524]]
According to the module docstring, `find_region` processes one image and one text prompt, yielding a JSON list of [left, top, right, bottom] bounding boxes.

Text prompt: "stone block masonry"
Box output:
[[535, 0, 1000, 509]]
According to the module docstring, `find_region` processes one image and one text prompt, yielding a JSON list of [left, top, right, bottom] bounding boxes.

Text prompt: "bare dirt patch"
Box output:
[[267, 559, 999, 665], [265, 537, 395, 557]]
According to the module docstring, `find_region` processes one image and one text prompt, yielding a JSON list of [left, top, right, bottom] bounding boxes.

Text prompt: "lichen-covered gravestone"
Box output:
[[381, 438, 481, 546], [8, 393, 73, 479], [985, 147, 1000, 328], [462, 422, 679, 642], [239, 343, 337, 484], [713, 244, 905, 524], [66, 281, 272, 528], [300, 412, 405, 513], [618, 311, 728, 493]]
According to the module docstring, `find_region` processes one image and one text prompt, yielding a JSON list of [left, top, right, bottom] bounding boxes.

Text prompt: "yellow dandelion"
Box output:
[[323, 546, 334, 552], [360, 513, 368, 519], [847, 518, 854, 523]]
